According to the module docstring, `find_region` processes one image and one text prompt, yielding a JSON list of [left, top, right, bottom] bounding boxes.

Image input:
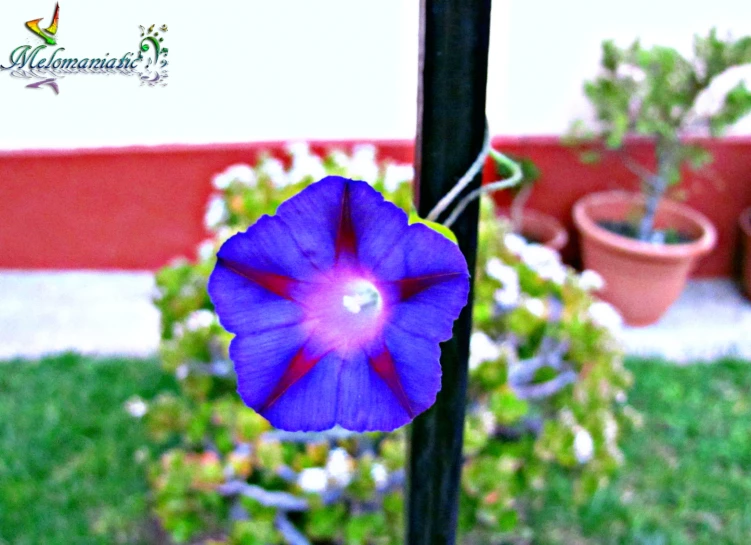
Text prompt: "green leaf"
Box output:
[[408, 210, 458, 243], [489, 388, 529, 425]]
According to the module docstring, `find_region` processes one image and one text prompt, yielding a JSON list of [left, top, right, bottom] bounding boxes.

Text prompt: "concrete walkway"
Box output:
[[620, 278, 751, 363], [0, 272, 749, 362], [0, 271, 160, 360]]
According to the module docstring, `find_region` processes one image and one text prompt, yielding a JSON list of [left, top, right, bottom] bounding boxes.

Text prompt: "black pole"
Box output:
[[407, 1, 492, 544]]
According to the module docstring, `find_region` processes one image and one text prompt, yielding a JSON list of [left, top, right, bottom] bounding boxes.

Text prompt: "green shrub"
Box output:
[[145, 143, 633, 544]]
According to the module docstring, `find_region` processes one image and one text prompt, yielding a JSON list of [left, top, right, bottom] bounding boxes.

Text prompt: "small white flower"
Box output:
[[604, 414, 619, 444], [286, 141, 311, 157], [175, 364, 189, 381], [134, 447, 148, 464], [523, 297, 546, 318], [258, 156, 289, 188], [298, 467, 328, 493], [125, 396, 148, 418], [287, 142, 326, 183], [325, 448, 353, 487], [503, 232, 527, 255], [559, 408, 576, 427], [349, 144, 380, 183], [479, 408, 496, 435], [212, 164, 256, 189], [588, 301, 623, 332], [328, 150, 351, 170], [197, 239, 215, 262], [520, 244, 566, 284], [493, 285, 521, 309], [382, 163, 414, 192], [185, 309, 215, 331], [573, 427, 594, 464], [204, 195, 228, 230], [487, 258, 521, 308], [578, 270, 605, 292], [486, 258, 515, 284], [371, 463, 389, 491], [469, 331, 501, 370]]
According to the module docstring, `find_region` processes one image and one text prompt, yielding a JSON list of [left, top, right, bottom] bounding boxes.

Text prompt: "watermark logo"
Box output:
[[1, 3, 169, 94], [26, 3, 60, 45]]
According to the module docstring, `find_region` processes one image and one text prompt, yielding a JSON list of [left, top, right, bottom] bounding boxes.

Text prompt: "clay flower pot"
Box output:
[[741, 207, 751, 298], [500, 209, 569, 251], [573, 191, 717, 326]]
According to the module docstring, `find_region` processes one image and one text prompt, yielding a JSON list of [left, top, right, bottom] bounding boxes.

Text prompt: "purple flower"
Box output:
[[208, 176, 469, 432]]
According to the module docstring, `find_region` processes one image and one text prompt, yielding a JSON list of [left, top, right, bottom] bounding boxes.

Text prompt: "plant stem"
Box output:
[[637, 141, 676, 242]]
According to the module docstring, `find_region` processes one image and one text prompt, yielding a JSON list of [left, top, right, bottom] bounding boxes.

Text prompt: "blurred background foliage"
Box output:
[[145, 143, 634, 544]]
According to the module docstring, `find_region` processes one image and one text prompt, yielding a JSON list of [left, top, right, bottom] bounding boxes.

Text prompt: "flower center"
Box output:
[[342, 280, 382, 316], [299, 275, 388, 356]]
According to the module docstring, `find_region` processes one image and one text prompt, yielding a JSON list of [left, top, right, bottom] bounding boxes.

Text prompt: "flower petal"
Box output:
[[208, 261, 304, 335], [382, 323, 443, 415], [336, 349, 412, 432], [262, 351, 341, 431], [346, 180, 410, 270], [275, 176, 350, 271], [216, 213, 325, 282], [370, 221, 468, 282], [230, 324, 307, 409], [378, 224, 470, 342]]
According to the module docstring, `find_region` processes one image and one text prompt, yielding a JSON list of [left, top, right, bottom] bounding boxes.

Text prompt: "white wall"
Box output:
[[1, 0, 750, 150], [501, 0, 751, 135], [0, 0, 510, 149]]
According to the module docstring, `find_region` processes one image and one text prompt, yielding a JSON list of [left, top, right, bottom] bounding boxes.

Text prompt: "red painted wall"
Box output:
[[1, 137, 750, 276]]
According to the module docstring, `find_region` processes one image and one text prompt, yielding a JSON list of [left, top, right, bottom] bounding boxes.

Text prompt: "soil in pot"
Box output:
[[597, 220, 697, 244]]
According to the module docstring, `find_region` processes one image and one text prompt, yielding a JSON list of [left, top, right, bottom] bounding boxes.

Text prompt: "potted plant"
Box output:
[[741, 206, 751, 298], [495, 155, 568, 251], [569, 29, 751, 325]]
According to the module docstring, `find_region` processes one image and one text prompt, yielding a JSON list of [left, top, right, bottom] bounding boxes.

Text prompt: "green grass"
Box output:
[[533, 357, 751, 545], [0, 354, 176, 545], [0, 355, 749, 544]]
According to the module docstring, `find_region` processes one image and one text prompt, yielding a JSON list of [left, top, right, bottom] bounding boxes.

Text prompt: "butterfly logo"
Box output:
[[26, 3, 60, 45]]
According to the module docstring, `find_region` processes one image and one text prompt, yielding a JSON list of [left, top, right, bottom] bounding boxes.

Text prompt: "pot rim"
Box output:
[[740, 206, 751, 237], [573, 190, 717, 260], [496, 207, 569, 250]]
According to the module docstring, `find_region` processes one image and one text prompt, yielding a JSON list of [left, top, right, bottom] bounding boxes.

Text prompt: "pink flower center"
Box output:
[[301, 273, 388, 356]]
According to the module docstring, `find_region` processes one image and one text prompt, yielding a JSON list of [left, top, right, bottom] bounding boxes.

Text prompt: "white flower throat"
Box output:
[[342, 280, 382, 315]]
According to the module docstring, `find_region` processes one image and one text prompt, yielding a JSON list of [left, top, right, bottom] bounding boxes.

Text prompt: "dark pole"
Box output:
[[408, 0, 492, 544]]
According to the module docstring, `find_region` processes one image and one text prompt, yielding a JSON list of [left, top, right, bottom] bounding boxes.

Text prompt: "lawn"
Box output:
[[0, 355, 749, 544], [0, 354, 177, 545]]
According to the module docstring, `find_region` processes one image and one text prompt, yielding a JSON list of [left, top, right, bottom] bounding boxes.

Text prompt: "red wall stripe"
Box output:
[[1, 137, 749, 276]]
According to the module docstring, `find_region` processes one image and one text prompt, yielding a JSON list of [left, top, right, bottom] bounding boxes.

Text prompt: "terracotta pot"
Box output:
[[741, 207, 751, 299], [573, 191, 717, 327], [499, 208, 569, 251]]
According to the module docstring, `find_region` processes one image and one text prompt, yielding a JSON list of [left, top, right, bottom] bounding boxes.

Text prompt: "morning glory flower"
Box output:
[[208, 176, 469, 432]]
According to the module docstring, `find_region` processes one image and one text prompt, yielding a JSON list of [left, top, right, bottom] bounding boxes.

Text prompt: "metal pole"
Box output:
[[408, 0, 492, 544]]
